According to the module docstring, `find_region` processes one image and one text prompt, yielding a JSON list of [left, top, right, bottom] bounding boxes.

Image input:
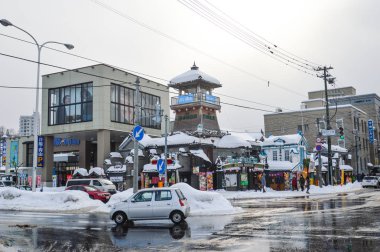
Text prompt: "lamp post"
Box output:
[[1, 19, 74, 192]]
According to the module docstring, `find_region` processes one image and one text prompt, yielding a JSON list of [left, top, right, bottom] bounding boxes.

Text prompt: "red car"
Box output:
[[65, 185, 111, 203]]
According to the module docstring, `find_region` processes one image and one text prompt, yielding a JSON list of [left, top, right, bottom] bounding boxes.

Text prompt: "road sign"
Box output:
[[321, 129, 336, 136], [157, 159, 166, 174], [316, 138, 321, 143], [368, 119, 374, 144], [316, 144, 322, 151], [132, 125, 144, 142]]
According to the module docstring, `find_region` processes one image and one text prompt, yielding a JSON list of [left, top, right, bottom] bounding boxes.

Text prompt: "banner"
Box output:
[[10, 140, 19, 168], [37, 136, 44, 168], [1, 139, 6, 166]]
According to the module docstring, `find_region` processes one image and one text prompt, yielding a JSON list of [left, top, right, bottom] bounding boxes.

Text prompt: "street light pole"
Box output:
[[133, 77, 141, 193], [164, 115, 168, 187], [1, 19, 74, 192]]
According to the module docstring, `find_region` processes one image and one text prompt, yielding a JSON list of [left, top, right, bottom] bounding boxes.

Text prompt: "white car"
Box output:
[[66, 178, 117, 194], [362, 176, 380, 188], [110, 187, 190, 224]]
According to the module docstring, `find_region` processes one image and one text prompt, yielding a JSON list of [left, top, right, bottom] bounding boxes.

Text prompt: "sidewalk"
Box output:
[[217, 182, 363, 200]]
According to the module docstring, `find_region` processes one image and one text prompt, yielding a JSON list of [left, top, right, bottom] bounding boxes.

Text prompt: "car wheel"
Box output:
[[114, 212, 127, 225], [170, 211, 184, 224]]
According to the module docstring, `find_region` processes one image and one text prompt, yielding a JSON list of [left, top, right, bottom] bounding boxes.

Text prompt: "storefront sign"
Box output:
[[1, 139, 6, 166], [199, 172, 207, 191], [37, 136, 44, 167], [10, 140, 18, 168], [192, 166, 199, 174], [240, 173, 248, 186], [54, 138, 80, 147], [224, 173, 237, 187], [178, 94, 194, 104], [110, 176, 123, 182]]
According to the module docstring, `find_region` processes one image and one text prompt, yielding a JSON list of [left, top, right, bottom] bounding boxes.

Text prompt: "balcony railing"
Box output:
[[171, 93, 220, 107]]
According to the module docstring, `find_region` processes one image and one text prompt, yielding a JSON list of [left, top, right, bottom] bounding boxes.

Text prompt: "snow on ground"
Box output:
[[218, 182, 363, 200], [172, 183, 242, 216]]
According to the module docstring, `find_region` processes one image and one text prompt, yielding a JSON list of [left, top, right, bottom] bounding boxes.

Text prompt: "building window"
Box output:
[[273, 150, 278, 161], [110, 84, 161, 129], [26, 143, 34, 167], [48, 83, 93, 125], [285, 150, 290, 161]]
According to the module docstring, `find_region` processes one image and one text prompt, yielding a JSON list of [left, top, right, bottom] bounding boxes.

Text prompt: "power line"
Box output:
[[88, 0, 309, 97], [178, 0, 321, 75]]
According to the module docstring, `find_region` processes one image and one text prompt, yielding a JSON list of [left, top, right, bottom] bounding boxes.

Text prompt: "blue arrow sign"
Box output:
[[157, 159, 166, 174], [132, 125, 144, 142]]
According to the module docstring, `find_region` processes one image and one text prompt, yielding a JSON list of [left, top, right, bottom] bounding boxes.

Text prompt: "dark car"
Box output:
[[65, 185, 111, 203], [0, 180, 16, 187], [17, 185, 32, 191]]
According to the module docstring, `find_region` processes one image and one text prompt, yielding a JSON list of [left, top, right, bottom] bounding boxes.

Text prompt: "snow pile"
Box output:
[[106, 188, 134, 206], [172, 183, 241, 216], [0, 187, 104, 212], [219, 182, 363, 200]]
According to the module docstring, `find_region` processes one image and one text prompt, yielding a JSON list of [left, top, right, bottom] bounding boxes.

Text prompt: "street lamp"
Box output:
[[1, 18, 74, 192]]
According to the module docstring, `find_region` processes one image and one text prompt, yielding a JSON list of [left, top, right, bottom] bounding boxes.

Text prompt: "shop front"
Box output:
[[53, 153, 79, 187], [142, 162, 181, 188]]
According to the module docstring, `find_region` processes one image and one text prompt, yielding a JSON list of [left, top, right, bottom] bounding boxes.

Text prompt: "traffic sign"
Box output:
[[132, 125, 144, 142], [316, 144, 322, 151], [157, 159, 166, 174], [322, 129, 336, 136]]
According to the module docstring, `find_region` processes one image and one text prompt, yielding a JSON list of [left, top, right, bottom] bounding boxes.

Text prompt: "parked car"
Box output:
[[65, 185, 111, 203], [17, 185, 32, 191], [362, 176, 380, 188], [0, 180, 16, 187], [66, 178, 117, 194], [110, 187, 190, 225]]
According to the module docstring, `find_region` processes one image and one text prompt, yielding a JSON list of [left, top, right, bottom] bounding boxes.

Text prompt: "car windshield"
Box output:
[[84, 186, 98, 191], [364, 176, 377, 180], [99, 179, 114, 185]]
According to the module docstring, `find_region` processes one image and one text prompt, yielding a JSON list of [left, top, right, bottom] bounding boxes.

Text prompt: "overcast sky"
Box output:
[[1, 0, 379, 134]]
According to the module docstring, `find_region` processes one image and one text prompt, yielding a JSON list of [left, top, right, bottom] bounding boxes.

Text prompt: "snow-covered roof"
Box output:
[[88, 167, 105, 176], [321, 144, 348, 153], [104, 159, 112, 165], [190, 149, 211, 163], [125, 156, 133, 164], [265, 104, 367, 116], [73, 168, 88, 177], [110, 152, 122, 159], [130, 149, 144, 157], [262, 134, 303, 146], [340, 165, 353, 171], [0, 166, 6, 171], [214, 134, 251, 149], [266, 161, 298, 171], [169, 64, 221, 86], [107, 165, 127, 173], [143, 162, 182, 173]]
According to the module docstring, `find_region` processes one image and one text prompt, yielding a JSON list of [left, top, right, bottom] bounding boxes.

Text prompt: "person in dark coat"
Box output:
[[292, 176, 298, 191], [299, 175, 305, 191], [305, 176, 310, 194], [261, 173, 266, 193]]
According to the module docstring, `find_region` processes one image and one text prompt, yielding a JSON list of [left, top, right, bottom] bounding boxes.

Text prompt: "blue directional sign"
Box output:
[[157, 159, 166, 174], [368, 119, 374, 144], [132, 125, 144, 142]]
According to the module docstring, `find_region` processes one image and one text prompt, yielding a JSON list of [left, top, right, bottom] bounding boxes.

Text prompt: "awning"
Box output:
[[73, 168, 89, 176], [88, 167, 105, 176], [190, 149, 211, 163], [143, 162, 182, 173], [54, 153, 77, 162]]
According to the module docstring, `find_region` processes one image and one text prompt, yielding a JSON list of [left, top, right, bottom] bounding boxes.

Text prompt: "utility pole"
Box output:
[[315, 66, 335, 185], [133, 77, 140, 193], [164, 115, 168, 187]]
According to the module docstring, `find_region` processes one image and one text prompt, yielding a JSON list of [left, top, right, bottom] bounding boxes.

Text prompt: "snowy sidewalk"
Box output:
[[217, 182, 363, 200]]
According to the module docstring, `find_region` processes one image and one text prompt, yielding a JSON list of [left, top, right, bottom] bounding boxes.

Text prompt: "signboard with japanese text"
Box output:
[[1, 139, 6, 166], [368, 119, 374, 144], [37, 136, 44, 167]]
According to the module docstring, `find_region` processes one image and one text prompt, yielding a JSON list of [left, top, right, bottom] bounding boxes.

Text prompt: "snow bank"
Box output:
[[0, 187, 104, 212], [172, 183, 241, 216], [219, 182, 363, 200]]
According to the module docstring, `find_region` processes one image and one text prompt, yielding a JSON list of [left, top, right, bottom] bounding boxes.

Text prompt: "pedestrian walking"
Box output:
[[305, 176, 310, 194], [254, 176, 259, 192], [299, 175, 305, 191], [261, 173, 266, 193], [292, 176, 298, 191]]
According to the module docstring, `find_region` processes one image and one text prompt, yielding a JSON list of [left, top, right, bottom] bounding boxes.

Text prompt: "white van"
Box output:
[[66, 178, 117, 194]]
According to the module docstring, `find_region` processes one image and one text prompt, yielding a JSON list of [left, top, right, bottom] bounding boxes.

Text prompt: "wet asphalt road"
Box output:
[[0, 189, 380, 252]]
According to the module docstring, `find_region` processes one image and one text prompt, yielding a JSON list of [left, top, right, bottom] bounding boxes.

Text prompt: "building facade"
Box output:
[[19, 113, 38, 137], [265, 102, 370, 175], [37, 64, 169, 186]]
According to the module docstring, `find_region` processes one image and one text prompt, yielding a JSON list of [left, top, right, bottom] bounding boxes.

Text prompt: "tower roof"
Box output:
[[169, 63, 222, 88]]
